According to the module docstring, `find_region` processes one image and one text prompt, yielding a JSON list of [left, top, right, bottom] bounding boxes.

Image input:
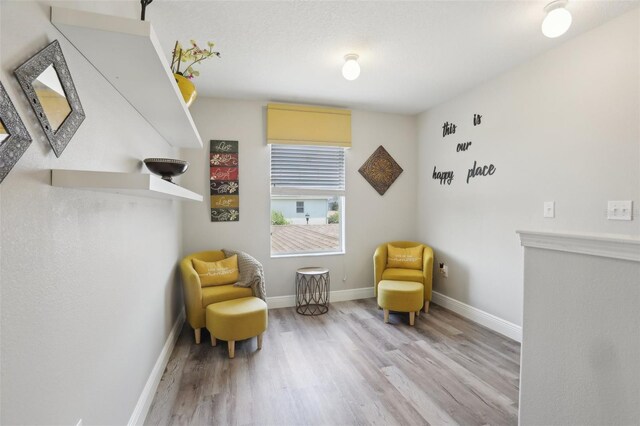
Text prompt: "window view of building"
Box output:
[[270, 145, 345, 256]]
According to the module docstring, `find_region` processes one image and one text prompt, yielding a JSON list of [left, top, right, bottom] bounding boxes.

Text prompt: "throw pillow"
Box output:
[[387, 244, 423, 270], [192, 255, 239, 287]]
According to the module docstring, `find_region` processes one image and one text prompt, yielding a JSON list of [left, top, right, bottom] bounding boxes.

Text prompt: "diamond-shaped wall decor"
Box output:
[[0, 81, 32, 184], [358, 145, 403, 195]]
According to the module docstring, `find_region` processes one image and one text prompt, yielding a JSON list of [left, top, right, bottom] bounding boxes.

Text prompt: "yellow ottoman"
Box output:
[[377, 280, 424, 326], [206, 297, 268, 359]]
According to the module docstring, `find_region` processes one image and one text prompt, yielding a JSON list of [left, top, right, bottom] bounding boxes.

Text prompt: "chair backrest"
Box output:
[[183, 250, 226, 263], [386, 241, 424, 250]]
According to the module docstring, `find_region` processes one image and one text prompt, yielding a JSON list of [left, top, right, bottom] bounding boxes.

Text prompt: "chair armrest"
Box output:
[[180, 260, 203, 329], [422, 245, 434, 301], [373, 244, 388, 296]]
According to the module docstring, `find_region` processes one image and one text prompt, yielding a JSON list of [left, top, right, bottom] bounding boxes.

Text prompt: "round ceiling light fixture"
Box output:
[[541, 0, 572, 38], [342, 54, 360, 81]]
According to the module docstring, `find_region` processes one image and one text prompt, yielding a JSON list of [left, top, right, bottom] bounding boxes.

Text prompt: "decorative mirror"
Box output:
[[0, 81, 32, 184], [14, 40, 84, 157]]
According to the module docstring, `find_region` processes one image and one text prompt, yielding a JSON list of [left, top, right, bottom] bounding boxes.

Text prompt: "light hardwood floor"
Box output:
[[146, 298, 520, 425]]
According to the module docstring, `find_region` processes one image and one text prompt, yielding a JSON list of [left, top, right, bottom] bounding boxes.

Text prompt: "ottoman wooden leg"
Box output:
[[211, 335, 217, 347], [384, 309, 389, 323], [194, 328, 201, 344], [228, 341, 236, 359], [416, 310, 420, 318], [257, 333, 263, 350], [409, 312, 415, 326], [423, 301, 430, 313]]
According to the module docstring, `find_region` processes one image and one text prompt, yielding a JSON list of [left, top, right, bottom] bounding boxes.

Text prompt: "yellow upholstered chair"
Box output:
[[373, 241, 434, 312], [180, 250, 253, 344]]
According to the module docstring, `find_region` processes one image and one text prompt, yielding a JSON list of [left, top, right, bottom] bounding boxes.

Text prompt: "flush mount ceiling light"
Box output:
[[542, 0, 572, 38], [342, 54, 360, 81]]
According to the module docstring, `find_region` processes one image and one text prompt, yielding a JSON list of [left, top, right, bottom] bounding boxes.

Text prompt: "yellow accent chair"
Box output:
[[374, 241, 434, 313], [180, 250, 253, 344]]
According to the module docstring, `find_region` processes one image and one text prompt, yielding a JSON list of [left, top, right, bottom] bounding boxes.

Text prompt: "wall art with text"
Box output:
[[432, 113, 497, 186], [210, 140, 239, 222]]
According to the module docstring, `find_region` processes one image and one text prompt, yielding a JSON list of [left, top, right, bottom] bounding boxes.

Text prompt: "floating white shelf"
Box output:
[[51, 6, 203, 149], [51, 169, 203, 202]]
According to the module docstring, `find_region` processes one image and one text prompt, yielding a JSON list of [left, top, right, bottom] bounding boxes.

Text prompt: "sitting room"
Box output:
[[0, 1, 638, 425]]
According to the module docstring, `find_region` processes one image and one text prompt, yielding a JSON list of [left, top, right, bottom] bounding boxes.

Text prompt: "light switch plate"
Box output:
[[544, 201, 555, 218], [607, 200, 633, 220]]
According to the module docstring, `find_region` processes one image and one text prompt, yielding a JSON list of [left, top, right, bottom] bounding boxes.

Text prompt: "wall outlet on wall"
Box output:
[[439, 262, 448, 278], [607, 200, 633, 221]]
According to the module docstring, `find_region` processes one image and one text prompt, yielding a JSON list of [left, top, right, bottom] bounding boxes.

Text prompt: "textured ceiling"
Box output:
[[147, 1, 638, 114]]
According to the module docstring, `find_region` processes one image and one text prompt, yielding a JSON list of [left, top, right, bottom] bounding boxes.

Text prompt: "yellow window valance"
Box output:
[[266, 103, 352, 148]]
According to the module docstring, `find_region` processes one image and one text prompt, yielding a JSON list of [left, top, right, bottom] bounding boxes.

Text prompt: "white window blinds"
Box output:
[[270, 145, 345, 195]]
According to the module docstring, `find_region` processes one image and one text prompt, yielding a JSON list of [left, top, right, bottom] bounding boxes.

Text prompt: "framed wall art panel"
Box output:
[[210, 140, 239, 222]]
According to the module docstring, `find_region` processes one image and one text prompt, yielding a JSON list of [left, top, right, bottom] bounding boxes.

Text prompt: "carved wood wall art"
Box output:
[[358, 145, 403, 196]]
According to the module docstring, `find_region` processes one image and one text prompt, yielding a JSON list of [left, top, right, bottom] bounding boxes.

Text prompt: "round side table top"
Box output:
[[296, 267, 329, 275]]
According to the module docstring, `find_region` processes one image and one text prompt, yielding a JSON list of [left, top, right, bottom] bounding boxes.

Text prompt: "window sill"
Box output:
[[271, 250, 345, 259]]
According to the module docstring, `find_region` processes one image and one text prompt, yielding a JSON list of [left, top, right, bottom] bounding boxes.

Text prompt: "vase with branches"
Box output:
[[170, 40, 221, 79], [170, 40, 220, 107]]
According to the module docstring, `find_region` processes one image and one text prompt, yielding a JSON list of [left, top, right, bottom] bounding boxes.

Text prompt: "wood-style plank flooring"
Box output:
[[146, 299, 520, 425]]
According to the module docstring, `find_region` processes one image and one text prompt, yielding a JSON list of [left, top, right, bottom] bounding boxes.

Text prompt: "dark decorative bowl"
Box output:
[[143, 158, 189, 183]]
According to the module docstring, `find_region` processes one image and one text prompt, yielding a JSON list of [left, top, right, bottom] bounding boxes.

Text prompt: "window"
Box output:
[[270, 144, 345, 256]]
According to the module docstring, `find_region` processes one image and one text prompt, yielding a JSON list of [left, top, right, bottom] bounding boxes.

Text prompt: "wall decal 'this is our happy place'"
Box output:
[[432, 113, 496, 186]]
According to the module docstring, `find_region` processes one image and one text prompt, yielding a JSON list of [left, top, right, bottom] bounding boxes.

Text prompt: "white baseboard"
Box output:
[[331, 286, 375, 302], [128, 309, 185, 426], [431, 291, 522, 342], [267, 286, 374, 309], [266, 294, 296, 309]]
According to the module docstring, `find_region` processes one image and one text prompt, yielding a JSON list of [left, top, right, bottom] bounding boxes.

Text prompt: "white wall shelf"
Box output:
[[51, 170, 204, 202], [51, 6, 203, 149]]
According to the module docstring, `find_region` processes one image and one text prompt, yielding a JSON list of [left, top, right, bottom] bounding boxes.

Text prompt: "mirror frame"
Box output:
[[0, 80, 32, 184], [14, 40, 85, 158]]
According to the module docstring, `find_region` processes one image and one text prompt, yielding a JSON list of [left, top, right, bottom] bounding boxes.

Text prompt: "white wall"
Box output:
[[416, 10, 639, 326], [519, 238, 640, 425], [182, 98, 418, 297], [1, 1, 183, 424]]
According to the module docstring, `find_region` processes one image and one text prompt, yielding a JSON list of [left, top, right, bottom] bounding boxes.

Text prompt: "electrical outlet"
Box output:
[[439, 262, 448, 278], [607, 200, 633, 221]]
